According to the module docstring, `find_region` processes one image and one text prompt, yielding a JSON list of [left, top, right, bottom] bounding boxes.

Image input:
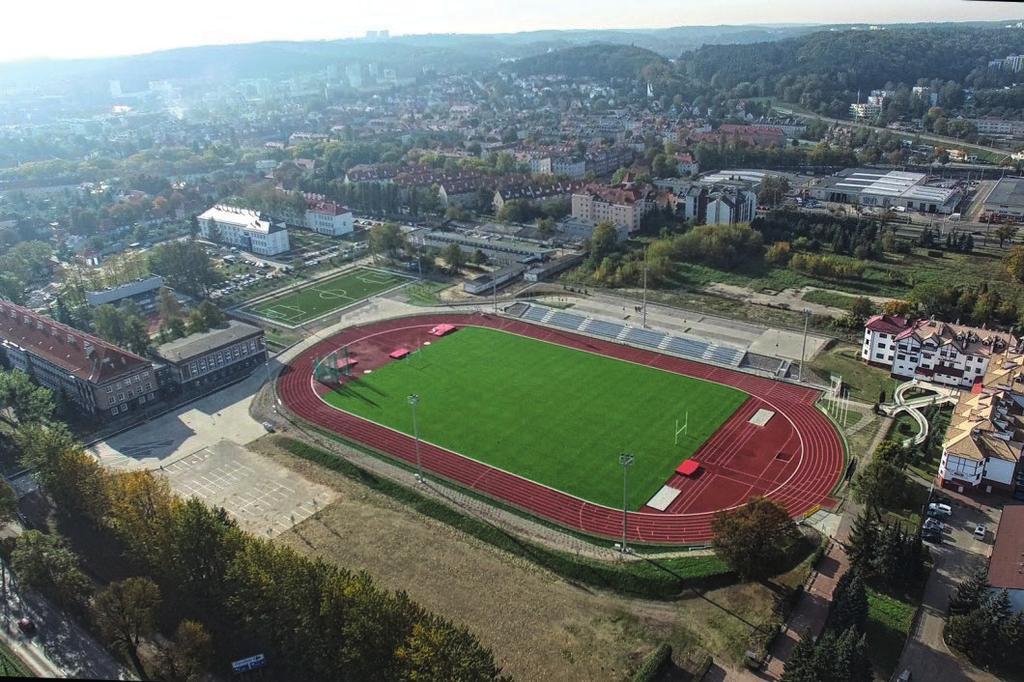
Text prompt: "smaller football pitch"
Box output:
[[247, 267, 408, 326]]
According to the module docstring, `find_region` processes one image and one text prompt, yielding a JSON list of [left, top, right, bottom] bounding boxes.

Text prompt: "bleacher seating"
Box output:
[[586, 319, 624, 338], [522, 306, 550, 323], [516, 304, 746, 367], [549, 311, 586, 330], [625, 328, 667, 348]]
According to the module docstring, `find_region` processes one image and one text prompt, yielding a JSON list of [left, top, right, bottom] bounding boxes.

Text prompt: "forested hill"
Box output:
[[673, 26, 1024, 116], [510, 44, 671, 80]]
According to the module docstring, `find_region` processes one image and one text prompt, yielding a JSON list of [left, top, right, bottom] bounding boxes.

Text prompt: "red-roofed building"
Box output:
[[0, 301, 157, 422], [862, 315, 1020, 389], [988, 505, 1024, 610]]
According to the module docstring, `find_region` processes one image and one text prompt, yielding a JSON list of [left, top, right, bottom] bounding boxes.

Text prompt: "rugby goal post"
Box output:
[[674, 410, 689, 445]]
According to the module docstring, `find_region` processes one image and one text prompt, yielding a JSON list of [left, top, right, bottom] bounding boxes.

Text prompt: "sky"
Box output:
[[1, 0, 1022, 63]]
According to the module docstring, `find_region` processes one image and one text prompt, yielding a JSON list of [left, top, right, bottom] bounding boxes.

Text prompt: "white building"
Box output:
[[304, 200, 353, 236], [939, 387, 1023, 494], [197, 205, 290, 256], [705, 186, 757, 226], [862, 315, 1019, 389]]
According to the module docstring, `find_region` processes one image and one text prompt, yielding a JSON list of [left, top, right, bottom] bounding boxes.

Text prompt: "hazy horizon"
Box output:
[[2, 0, 1022, 64]]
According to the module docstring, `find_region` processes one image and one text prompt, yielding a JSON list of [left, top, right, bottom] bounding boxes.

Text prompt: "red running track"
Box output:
[[277, 312, 845, 545]]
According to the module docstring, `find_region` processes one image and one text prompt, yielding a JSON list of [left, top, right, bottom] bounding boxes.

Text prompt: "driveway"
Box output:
[[896, 494, 1002, 681]]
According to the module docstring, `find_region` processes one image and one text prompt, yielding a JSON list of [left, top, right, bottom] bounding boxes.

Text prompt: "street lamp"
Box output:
[[619, 453, 635, 553], [408, 394, 423, 482]]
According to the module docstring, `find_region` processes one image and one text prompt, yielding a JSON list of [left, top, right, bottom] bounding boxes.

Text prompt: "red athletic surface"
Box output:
[[277, 312, 844, 545]]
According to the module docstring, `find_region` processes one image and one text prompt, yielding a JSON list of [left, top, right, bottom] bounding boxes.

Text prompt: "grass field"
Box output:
[[322, 326, 748, 509], [248, 267, 407, 325], [866, 588, 916, 677]]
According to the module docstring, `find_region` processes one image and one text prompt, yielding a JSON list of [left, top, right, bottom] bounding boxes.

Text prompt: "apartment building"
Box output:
[[197, 205, 290, 256], [571, 182, 654, 233], [0, 301, 157, 421], [304, 199, 353, 236], [862, 315, 1018, 389]]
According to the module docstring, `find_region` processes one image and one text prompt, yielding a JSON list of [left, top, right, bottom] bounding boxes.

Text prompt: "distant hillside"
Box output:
[[509, 44, 670, 80]]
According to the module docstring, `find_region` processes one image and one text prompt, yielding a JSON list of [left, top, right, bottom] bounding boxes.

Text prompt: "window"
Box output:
[[117, 392, 124, 401], [111, 406, 119, 416], [875, 353, 884, 360], [107, 396, 114, 405], [145, 383, 152, 391], [133, 375, 140, 384], [127, 389, 134, 399], [106, 385, 113, 393]]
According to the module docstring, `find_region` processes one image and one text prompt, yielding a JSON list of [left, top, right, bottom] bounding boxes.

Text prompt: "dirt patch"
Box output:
[[253, 437, 793, 680]]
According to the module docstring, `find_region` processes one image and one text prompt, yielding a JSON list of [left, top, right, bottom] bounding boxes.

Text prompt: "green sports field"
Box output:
[[248, 267, 407, 325], [322, 327, 748, 510]]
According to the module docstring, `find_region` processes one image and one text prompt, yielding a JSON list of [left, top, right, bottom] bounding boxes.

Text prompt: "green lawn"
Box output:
[[248, 267, 407, 325], [809, 343, 899, 404], [866, 588, 916, 678], [322, 327, 748, 509], [801, 289, 866, 311]]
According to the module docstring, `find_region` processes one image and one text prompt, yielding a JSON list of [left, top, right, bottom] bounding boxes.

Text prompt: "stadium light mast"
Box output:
[[408, 394, 423, 483], [642, 249, 648, 328], [798, 308, 809, 383], [619, 453, 635, 553]]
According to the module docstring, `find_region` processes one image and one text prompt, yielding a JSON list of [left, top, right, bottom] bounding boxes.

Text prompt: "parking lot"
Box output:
[[163, 440, 337, 538]]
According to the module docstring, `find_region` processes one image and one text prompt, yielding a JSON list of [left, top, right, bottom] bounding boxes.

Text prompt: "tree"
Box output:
[[0, 480, 18, 525], [154, 620, 213, 682], [995, 224, 1019, 249], [0, 369, 54, 426], [948, 568, 990, 616], [148, 242, 220, 297], [368, 223, 405, 260], [852, 458, 908, 511], [873, 440, 910, 469], [15, 423, 108, 518], [443, 243, 466, 274], [1005, 246, 1024, 284], [93, 577, 161, 677], [828, 569, 868, 634], [587, 223, 618, 267], [711, 496, 801, 580], [845, 508, 877, 573], [848, 296, 875, 324], [11, 530, 92, 613], [780, 630, 818, 682], [157, 287, 184, 322], [92, 304, 150, 355]]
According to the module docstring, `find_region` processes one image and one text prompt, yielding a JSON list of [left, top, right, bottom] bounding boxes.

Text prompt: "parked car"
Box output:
[[262, 421, 276, 433], [928, 502, 952, 519], [923, 518, 945, 533], [17, 618, 36, 636], [897, 669, 912, 682], [974, 524, 987, 540]]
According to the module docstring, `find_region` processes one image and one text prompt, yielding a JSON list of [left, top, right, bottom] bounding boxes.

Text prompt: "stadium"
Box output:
[[277, 309, 846, 546]]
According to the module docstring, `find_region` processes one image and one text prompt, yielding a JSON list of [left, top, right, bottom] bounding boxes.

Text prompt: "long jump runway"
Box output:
[[277, 312, 844, 545]]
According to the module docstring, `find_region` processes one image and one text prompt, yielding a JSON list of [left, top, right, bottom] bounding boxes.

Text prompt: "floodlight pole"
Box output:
[[408, 394, 423, 482], [798, 308, 809, 382], [619, 453, 635, 553], [642, 250, 648, 328]]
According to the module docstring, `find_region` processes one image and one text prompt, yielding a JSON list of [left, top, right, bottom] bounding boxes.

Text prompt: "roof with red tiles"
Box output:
[[0, 301, 151, 385]]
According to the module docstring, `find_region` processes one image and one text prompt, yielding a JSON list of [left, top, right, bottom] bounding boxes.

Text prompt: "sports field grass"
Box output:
[[248, 267, 407, 325], [322, 327, 748, 509]]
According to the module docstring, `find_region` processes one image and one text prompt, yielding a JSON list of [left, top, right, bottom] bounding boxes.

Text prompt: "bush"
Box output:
[[631, 643, 672, 682]]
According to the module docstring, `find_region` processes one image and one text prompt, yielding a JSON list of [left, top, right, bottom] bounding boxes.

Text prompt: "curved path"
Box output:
[[278, 312, 845, 545]]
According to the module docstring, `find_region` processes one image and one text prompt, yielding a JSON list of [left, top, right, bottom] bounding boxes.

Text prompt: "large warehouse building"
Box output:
[[983, 177, 1024, 222], [808, 169, 963, 214]]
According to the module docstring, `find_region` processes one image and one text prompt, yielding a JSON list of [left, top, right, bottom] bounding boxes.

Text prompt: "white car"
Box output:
[[974, 524, 986, 540]]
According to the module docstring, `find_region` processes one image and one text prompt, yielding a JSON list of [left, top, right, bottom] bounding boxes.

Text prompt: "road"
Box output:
[[894, 490, 1003, 682], [0, 526, 132, 679], [773, 107, 1013, 161]]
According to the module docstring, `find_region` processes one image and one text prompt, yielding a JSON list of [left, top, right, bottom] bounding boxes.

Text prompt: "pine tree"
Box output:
[[781, 631, 819, 682], [948, 568, 990, 616], [845, 508, 877, 574], [829, 569, 869, 634]]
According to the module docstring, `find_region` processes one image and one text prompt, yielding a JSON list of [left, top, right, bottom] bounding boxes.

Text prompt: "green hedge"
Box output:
[[631, 643, 672, 682], [277, 437, 733, 599]]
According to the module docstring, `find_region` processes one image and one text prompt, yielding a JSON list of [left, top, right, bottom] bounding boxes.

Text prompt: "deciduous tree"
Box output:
[[711, 496, 800, 580], [93, 577, 161, 677]]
